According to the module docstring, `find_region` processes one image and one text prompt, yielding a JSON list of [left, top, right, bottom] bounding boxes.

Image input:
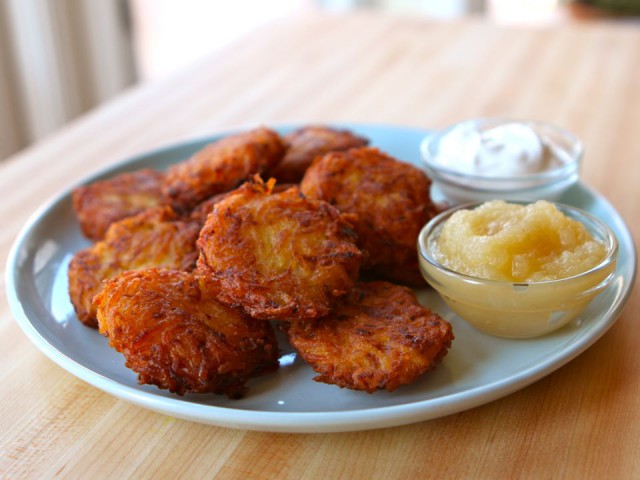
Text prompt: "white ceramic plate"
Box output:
[[5, 124, 637, 433]]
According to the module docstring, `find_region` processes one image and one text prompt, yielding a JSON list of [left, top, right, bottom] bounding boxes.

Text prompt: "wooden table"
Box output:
[[2, 12, 639, 479]]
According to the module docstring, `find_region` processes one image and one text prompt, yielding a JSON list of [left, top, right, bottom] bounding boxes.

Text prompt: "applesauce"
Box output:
[[432, 200, 607, 283], [418, 200, 618, 338]]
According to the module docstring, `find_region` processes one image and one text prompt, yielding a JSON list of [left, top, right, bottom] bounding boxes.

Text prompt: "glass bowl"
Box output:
[[420, 118, 583, 205], [417, 202, 618, 338]]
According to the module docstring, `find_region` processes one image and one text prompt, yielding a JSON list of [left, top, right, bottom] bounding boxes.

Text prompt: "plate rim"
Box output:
[[5, 123, 637, 433]]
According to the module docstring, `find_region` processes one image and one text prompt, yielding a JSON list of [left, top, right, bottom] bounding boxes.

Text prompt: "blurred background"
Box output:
[[0, 0, 637, 160]]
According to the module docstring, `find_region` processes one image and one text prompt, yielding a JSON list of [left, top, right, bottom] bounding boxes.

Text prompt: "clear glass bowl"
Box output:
[[418, 202, 618, 338], [420, 118, 583, 205]]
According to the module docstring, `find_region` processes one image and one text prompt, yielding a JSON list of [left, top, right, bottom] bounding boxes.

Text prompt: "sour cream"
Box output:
[[435, 122, 568, 177], [420, 119, 582, 204]]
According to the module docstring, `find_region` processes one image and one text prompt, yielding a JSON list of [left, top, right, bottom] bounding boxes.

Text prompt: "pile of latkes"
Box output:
[[68, 126, 454, 398]]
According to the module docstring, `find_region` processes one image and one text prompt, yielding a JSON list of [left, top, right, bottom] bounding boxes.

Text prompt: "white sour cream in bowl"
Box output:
[[420, 118, 582, 205]]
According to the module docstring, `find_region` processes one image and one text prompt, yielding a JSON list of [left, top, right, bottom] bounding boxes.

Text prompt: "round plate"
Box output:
[[5, 124, 637, 433]]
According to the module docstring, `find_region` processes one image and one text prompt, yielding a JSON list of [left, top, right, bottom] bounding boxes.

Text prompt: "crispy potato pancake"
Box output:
[[68, 206, 200, 328], [300, 147, 438, 286], [189, 183, 296, 227], [197, 178, 362, 320], [95, 269, 279, 397], [67, 126, 456, 400], [188, 192, 231, 227], [163, 127, 286, 211], [286, 281, 453, 393], [72, 168, 166, 241], [270, 126, 369, 183]]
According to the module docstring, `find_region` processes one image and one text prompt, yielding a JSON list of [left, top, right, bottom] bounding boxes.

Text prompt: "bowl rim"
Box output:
[[418, 200, 619, 288], [419, 117, 584, 185]]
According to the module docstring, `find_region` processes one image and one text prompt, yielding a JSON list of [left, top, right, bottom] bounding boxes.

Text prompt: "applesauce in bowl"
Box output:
[[418, 200, 618, 338]]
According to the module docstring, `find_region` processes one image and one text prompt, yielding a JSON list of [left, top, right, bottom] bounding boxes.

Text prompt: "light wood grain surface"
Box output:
[[2, 12, 639, 479]]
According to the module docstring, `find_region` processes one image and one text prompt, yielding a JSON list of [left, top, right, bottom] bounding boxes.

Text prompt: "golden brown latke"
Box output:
[[286, 281, 453, 393], [188, 192, 231, 227], [163, 127, 286, 212], [68, 206, 200, 328], [197, 178, 363, 321], [300, 147, 438, 286], [72, 168, 166, 241], [270, 126, 369, 183], [95, 269, 280, 397], [189, 183, 296, 227]]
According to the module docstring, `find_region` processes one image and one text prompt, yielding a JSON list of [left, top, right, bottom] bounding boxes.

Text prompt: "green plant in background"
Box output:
[[577, 0, 640, 14]]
